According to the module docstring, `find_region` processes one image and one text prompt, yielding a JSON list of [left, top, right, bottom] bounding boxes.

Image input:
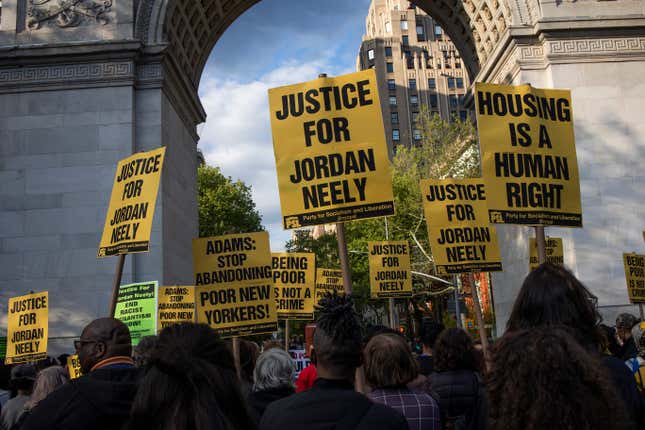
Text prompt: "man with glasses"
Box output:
[[21, 318, 141, 430]]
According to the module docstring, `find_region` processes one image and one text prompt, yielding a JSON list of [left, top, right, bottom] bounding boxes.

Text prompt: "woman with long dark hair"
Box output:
[[505, 263, 645, 426], [488, 327, 634, 430], [123, 323, 255, 430]]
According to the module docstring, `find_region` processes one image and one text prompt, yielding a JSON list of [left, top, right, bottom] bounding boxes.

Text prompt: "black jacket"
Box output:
[[248, 386, 295, 422], [259, 378, 408, 430], [417, 355, 434, 376], [428, 370, 487, 430], [20, 365, 140, 430]]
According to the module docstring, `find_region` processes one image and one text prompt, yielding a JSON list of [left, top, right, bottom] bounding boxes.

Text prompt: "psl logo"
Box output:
[[489, 212, 504, 223], [285, 217, 301, 228], [98, 248, 106, 257]]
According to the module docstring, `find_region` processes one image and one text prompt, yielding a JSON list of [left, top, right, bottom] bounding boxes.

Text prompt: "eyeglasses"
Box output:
[[74, 339, 98, 351]]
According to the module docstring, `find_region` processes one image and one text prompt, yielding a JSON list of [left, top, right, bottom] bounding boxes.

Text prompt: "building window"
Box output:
[[393, 129, 400, 141], [410, 95, 419, 106], [368, 49, 375, 60], [458, 94, 465, 105], [413, 129, 422, 141], [385, 46, 392, 57], [456, 77, 464, 88], [402, 35, 409, 46], [430, 94, 438, 108], [386, 62, 394, 73], [388, 79, 396, 91], [409, 79, 416, 90], [389, 96, 397, 106], [401, 20, 408, 30], [391, 112, 399, 124], [434, 24, 442, 39], [449, 95, 458, 109], [447, 77, 456, 89], [416, 24, 425, 41], [455, 60, 462, 69], [460, 110, 468, 121], [385, 21, 392, 33], [412, 112, 419, 122], [428, 78, 436, 89]]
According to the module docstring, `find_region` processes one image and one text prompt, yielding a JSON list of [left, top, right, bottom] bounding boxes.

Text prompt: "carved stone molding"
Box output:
[[0, 61, 133, 89], [27, 0, 114, 30], [548, 37, 645, 56]]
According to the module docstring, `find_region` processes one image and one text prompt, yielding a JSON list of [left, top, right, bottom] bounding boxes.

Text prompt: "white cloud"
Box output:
[[198, 60, 353, 251]]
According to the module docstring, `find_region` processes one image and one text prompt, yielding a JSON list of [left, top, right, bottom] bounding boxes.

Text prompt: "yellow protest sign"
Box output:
[[158, 286, 196, 331], [421, 178, 503, 274], [623, 253, 645, 304], [67, 354, 83, 379], [98, 147, 166, 257], [5, 292, 48, 365], [475, 83, 582, 227], [368, 241, 413, 299], [315, 268, 344, 303], [529, 237, 564, 271], [269, 69, 395, 229], [272, 253, 316, 320], [193, 232, 278, 338]]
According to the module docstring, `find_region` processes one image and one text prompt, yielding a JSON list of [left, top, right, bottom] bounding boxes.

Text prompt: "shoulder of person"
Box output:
[[359, 402, 408, 430]]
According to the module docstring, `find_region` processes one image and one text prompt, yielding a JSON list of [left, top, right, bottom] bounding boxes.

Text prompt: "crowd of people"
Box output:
[[0, 263, 644, 429]]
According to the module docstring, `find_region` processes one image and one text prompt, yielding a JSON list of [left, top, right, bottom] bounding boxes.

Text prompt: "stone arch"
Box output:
[[136, 0, 537, 90]]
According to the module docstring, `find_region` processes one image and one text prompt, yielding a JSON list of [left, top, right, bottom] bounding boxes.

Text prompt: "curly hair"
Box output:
[[487, 327, 631, 430], [506, 263, 603, 350], [314, 292, 363, 371], [433, 328, 479, 372]]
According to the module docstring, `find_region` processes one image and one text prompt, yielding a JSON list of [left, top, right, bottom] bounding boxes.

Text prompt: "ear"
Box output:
[[95, 341, 107, 357]]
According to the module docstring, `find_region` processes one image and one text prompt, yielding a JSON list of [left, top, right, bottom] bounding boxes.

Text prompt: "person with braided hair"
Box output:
[[122, 322, 255, 430], [260, 292, 408, 430]]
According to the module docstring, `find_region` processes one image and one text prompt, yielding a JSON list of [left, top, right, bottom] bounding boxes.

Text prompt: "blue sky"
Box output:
[[197, 0, 372, 250]]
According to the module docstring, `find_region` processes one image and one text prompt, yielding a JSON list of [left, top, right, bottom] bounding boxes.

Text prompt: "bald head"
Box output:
[[78, 318, 132, 373]]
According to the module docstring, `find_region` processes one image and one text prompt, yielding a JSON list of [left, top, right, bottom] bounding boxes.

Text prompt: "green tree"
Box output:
[[198, 165, 263, 237], [285, 230, 339, 268]]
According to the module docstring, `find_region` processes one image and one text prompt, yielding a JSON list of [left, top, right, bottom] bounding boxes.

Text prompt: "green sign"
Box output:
[[0, 337, 6, 359], [113, 281, 158, 346]]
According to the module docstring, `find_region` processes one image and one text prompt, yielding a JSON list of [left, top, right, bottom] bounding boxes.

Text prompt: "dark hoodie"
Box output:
[[248, 385, 295, 422], [19, 365, 140, 430]]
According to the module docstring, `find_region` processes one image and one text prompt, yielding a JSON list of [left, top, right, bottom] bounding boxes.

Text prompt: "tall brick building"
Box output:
[[357, 0, 470, 152]]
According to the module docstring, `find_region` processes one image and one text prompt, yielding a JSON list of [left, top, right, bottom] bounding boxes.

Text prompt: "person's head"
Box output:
[[506, 263, 603, 350], [487, 327, 630, 430], [133, 336, 158, 368], [75, 318, 132, 374], [25, 366, 68, 411], [364, 333, 418, 389], [57, 354, 70, 367], [420, 319, 445, 352], [253, 348, 296, 392], [238, 339, 259, 383], [599, 324, 621, 356], [9, 363, 37, 394], [313, 293, 362, 381], [125, 323, 254, 430], [632, 321, 645, 358], [615, 313, 639, 341], [433, 328, 479, 372]]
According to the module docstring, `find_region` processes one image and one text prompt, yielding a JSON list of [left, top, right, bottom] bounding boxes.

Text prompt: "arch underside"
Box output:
[[137, 0, 536, 91]]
